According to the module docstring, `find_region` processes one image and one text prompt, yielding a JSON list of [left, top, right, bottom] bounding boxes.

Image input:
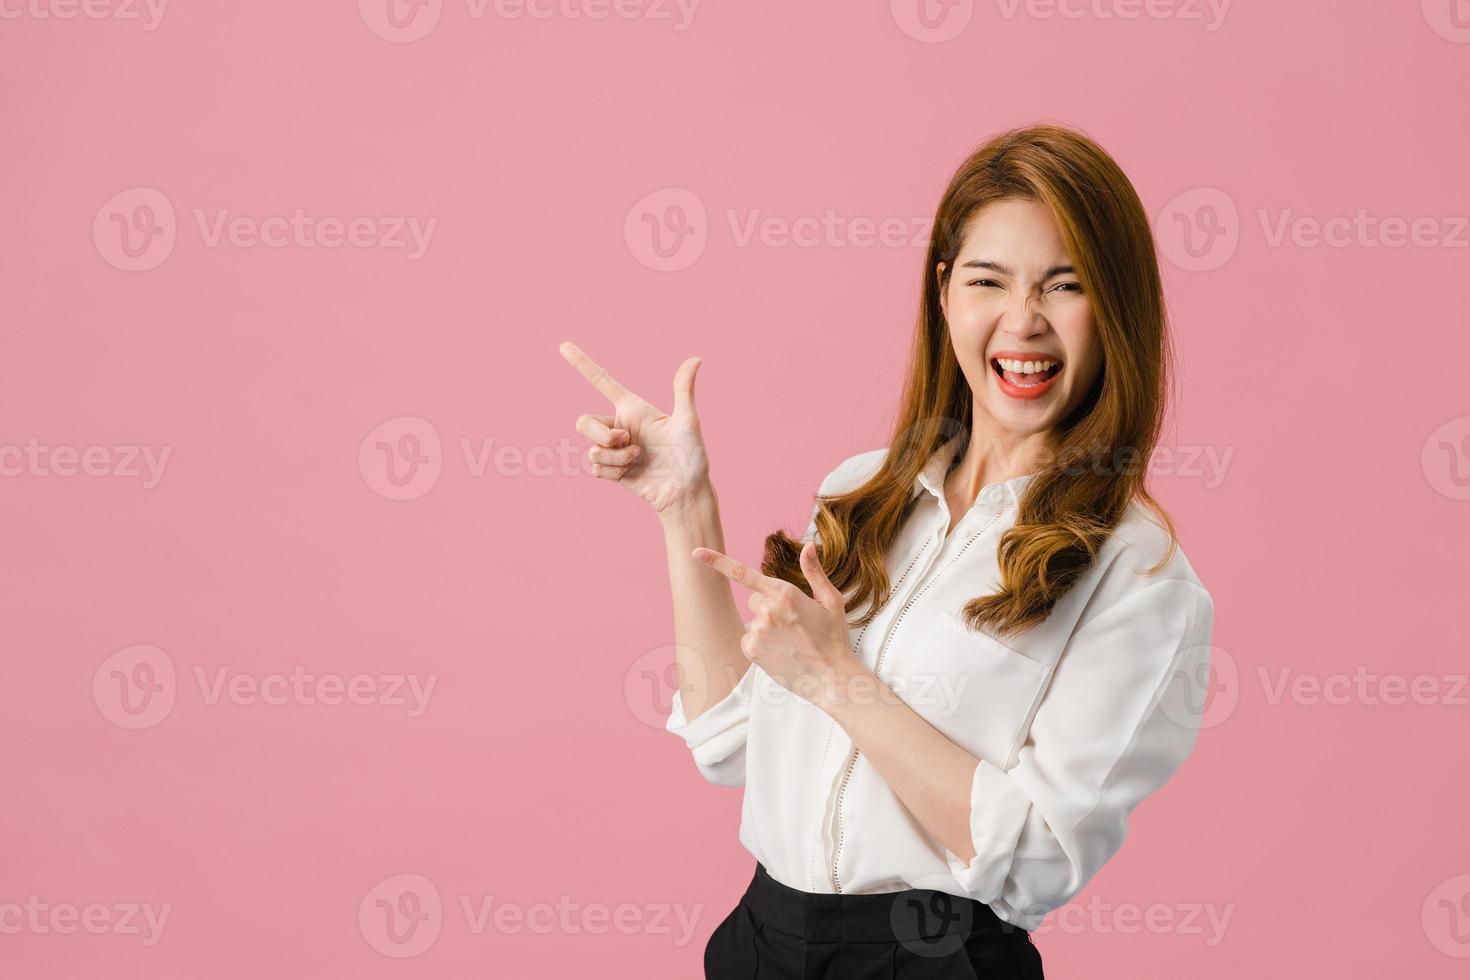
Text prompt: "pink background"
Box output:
[[4, 2, 1469, 977]]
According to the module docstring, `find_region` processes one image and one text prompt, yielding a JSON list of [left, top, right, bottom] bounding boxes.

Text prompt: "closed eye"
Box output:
[[965, 279, 1084, 293]]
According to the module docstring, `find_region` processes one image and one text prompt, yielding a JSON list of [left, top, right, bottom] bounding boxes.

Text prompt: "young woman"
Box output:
[[560, 125, 1214, 978]]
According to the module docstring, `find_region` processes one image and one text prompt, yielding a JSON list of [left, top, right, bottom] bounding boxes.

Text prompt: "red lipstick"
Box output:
[[989, 351, 1063, 400]]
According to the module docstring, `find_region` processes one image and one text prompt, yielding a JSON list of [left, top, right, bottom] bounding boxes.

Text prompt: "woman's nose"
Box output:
[[1000, 294, 1047, 336]]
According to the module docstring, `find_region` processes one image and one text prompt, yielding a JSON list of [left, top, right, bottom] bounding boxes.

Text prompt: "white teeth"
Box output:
[[996, 357, 1057, 374]]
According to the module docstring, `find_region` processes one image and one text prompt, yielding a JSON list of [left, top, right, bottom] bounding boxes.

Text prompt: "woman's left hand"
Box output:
[[692, 541, 871, 711]]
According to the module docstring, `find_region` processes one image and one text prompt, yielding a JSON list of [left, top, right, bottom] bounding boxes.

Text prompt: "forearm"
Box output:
[[659, 485, 751, 722], [824, 668, 982, 863]]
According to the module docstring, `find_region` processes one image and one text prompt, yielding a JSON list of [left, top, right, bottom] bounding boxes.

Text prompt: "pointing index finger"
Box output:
[[692, 547, 780, 596], [559, 341, 627, 402]]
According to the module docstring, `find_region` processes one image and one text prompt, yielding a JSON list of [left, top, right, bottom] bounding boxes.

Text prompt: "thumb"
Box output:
[[799, 540, 844, 613], [672, 356, 701, 418]]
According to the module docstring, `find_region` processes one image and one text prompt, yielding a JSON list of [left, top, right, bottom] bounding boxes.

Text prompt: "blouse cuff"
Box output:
[[943, 759, 1032, 904], [664, 664, 755, 767]]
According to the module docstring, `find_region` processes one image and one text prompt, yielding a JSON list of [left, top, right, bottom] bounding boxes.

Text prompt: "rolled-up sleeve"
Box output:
[[663, 451, 881, 786], [664, 661, 758, 786], [944, 578, 1215, 929]]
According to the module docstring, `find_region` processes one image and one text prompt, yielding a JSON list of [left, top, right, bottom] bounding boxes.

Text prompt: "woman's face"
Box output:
[[938, 197, 1102, 446]]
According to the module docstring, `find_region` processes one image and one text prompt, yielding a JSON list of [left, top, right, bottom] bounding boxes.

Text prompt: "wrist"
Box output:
[[817, 661, 884, 724], [657, 481, 719, 527]]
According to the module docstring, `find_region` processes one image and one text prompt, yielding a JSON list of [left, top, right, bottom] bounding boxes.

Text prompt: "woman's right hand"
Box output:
[[559, 341, 711, 517]]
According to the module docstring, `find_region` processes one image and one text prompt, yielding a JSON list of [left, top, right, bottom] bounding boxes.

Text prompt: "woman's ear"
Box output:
[[935, 261, 948, 320]]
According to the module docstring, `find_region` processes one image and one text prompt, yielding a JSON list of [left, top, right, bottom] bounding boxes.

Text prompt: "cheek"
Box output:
[[945, 304, 989, 354], [1057, 312, 1101, 379]]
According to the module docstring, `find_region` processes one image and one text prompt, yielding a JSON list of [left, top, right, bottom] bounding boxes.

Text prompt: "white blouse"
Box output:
[[664, 436, 1215, 931]]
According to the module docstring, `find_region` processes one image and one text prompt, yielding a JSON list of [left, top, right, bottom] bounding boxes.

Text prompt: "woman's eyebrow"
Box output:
[[961, 259, 1075, 279]]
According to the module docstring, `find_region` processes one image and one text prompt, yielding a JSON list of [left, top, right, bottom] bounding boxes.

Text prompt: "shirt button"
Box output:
[[980, 486, 1003, 506]]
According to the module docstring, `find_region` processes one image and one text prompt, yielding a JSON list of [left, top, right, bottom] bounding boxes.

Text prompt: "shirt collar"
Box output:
[[913, 434, 1040, 508]]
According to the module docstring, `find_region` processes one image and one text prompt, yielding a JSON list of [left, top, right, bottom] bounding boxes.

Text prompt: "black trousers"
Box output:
[[705, 862, 1044, 979]]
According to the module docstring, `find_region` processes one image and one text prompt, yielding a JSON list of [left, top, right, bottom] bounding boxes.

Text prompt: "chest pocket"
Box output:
[[897, 611, 1055, 771]]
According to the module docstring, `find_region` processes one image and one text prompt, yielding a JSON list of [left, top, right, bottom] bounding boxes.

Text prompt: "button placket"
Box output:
[[825, 500, 1012, 893], [807, 525, 933, 891]]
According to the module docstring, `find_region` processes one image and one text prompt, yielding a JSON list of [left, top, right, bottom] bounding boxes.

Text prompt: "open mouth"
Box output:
[[990, 356, 1063, 391]]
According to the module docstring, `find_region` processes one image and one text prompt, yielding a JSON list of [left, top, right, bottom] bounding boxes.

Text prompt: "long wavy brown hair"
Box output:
[[762, 124, 1183, 641]]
